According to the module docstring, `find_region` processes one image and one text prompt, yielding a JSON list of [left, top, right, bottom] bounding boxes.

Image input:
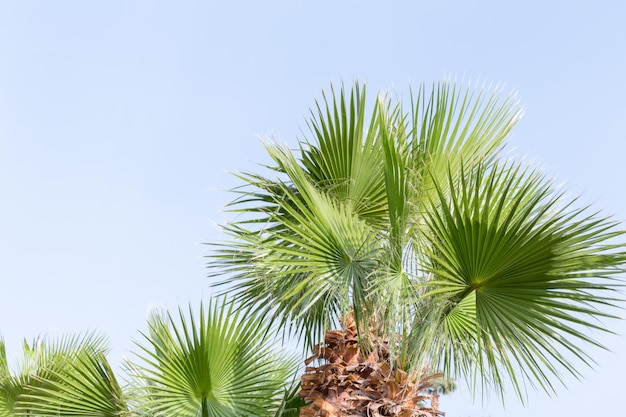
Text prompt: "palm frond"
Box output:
[[409, 82, 522, 195], [300, 82, 388, 221], [212, 142, 383, 348], [411, 160, 625, 400], [18, 348, 127, 417], [0, 332, 114, 417], [131, 299, 296, 417]]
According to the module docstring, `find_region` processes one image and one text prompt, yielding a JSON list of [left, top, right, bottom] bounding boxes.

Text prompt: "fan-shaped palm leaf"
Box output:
[[0, 332, 111, 416], [411, 161, 625, 399], [131, 299, 297, 417], [17, 349, 128, 416]]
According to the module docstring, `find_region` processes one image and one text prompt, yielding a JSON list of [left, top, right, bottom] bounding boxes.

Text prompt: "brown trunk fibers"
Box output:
[[299, 315, 445, 417]]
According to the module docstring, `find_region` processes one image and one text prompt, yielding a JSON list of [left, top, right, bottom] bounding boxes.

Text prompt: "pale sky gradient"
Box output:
[[1, 1, 625, 416]]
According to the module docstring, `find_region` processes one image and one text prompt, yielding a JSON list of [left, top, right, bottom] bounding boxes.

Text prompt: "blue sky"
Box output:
[[1, 1, 625, 415]]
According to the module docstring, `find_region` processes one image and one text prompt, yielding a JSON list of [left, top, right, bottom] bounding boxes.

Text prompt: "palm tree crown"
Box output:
[[211, 81, 626, 401]]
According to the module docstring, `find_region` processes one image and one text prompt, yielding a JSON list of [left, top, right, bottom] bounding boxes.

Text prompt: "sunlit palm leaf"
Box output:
[[213, 142, 383, 347], [408, 82, 522, 205], [18, 349, 127, 417], [0, 332, 111, 416], [412, 161, 625, 399], [300, 83, 388, 222], [131, 299, 295, 417]]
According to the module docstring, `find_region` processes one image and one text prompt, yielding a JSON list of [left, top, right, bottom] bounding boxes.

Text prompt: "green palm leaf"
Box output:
[[0, 332, 113, 416], [300, 83, 388, 221], [408, 82, 521, 201], [131, 299, 296, 417], [412, 161, 625, 399], [17, 349, 127, 417]]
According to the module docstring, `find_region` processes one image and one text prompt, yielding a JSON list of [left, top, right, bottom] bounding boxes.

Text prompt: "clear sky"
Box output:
[[1, 1, 625, 416]]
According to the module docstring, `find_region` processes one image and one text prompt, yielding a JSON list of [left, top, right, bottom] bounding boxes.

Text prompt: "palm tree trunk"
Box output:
[[299, 315, 444, 417]]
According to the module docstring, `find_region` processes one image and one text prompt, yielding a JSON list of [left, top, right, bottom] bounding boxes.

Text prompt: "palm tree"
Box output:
[[5, 300, 297, 417], [210, 81, 626, 416]]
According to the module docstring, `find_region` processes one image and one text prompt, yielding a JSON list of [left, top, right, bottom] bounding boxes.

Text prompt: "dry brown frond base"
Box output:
[[299, 314, 445, 417]]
